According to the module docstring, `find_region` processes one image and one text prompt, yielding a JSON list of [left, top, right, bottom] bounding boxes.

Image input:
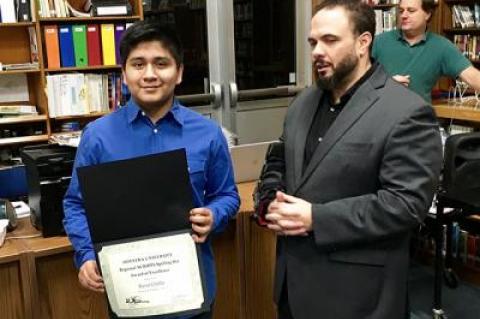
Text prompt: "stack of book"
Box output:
[[0, 105, 37, 117], [46, 72, 123, 117], [452, 4, 480, 29]]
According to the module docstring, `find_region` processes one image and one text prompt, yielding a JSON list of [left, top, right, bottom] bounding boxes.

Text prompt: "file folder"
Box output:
[[86, 24, 102, 66], [44, 25, 61, 69], [72, 24, 88, 67], [58, 25, 75, 67], [101, 24, 116, 66], [114, 23, 125, 65]]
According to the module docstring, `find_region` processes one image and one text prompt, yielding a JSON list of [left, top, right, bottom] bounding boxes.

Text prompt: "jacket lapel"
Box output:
[[294, 66, 387, 193], [292, 88, 323, 188]]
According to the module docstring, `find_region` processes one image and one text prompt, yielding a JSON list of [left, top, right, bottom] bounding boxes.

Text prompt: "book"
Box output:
[[87, 24, 102, 66], [0, 105, 37, 115], [72, 24, 88, 67], [44, 25, 61, 68], [475, 4, 480, 28], [101, 24, 116, 66], [58, 25, 75, 67], [28, 26, 39, 63], [2, 62, 38, 70], [16, 0, 31, 22], [0, 0, 16, 22], [114, 23, 125, 65]]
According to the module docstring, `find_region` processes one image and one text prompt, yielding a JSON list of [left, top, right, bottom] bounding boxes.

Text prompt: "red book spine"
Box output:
[[86, 24, 102, 66]]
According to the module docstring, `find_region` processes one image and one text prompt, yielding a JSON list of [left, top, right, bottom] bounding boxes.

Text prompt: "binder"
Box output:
[[58, 25, 75, 67], [72, 24, 88, 67], [86, 24, 102, 66], [101, 24, 116, 66], [44, 25, 61, 69], [16, 0, 31, 22], [114, 23, 125, 65]]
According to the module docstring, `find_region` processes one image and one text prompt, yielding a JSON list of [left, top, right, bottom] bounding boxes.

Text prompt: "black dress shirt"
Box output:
[[303, 62, 379, 172]]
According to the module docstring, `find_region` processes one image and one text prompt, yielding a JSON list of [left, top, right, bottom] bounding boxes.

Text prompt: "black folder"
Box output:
[[77, 148, 194, 244]]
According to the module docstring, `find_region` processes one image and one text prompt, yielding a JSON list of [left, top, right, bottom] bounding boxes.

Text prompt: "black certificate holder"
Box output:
[[95, 230, 209, 319], [77, 148, 194, 244]]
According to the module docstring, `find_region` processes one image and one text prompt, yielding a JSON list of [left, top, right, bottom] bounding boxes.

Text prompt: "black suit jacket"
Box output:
[[267, 65, 443, 319]]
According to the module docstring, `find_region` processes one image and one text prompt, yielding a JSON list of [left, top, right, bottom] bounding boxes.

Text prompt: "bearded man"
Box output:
[[254, 0, 443, 318]]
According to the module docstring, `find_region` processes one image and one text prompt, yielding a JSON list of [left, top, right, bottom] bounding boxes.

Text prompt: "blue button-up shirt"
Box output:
[[63, 99, 240, 318]]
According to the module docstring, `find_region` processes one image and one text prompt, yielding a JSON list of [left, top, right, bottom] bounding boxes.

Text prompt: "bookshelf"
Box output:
[[371, 2, 397, 35], [442, 0, 480, 64], [0, 0, 143, 149]]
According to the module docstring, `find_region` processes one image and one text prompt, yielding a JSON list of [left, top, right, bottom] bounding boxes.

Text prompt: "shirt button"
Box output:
[[141, 111, 146, 116], [329, 107, 335, 112], [153, 129, 158, 134]]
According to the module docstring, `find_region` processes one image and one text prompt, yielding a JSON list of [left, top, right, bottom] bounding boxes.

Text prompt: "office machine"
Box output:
[[20, 144, 76, 237]]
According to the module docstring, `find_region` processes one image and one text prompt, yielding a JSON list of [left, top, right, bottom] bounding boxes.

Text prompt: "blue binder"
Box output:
[[58, 25, 75, 68]]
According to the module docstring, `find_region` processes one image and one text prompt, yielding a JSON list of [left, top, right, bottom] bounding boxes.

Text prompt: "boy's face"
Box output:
[[122, 40, 183, 111]]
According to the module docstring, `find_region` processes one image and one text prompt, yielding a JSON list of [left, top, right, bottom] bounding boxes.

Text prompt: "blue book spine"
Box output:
[[58, 25, 76, 68], [452, 222, 459, 259]]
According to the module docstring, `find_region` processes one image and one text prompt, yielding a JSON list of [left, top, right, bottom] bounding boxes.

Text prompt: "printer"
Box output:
[[20, 144, 76, 237]]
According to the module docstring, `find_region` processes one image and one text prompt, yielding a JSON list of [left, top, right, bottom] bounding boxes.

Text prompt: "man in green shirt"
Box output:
[[372, 0, 480, 102]]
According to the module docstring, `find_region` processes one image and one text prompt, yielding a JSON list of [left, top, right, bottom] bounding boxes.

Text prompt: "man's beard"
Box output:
[[316, 53, 358, 90]]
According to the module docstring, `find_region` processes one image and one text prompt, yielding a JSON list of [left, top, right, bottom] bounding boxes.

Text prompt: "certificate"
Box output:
[[98, 232, 205, 317]]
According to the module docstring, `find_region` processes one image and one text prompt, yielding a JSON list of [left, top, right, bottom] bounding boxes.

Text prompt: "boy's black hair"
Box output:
[[119, 20, 184, 67]]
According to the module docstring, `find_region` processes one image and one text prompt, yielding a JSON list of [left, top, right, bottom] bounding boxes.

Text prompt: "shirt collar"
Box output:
[[126, 98, 185, 126], [397, 29, 427, 46]]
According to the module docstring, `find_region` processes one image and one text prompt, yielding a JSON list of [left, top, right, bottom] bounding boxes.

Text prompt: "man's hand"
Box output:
[[190, 207, 214, 243], [78, 260, 104, 293], [265, 191, 312, 236], [392, 74, 410, 87]]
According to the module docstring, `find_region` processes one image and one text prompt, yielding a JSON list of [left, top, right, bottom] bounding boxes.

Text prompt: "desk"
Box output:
[[0, 182, 278, 319], [0, 229, 29, 319], [433, 101, 480, 123]]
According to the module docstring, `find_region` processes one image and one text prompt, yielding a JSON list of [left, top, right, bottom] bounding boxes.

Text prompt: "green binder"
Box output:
[[72, 25, 88, 67]]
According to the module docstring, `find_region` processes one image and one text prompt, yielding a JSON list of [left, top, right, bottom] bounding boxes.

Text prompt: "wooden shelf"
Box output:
[[39, 15, 140, 23], [433, 102, 480, 123], [0, 69, 41, 75], [52, 112, 108, 120], [0, 134, 49, 146], [51, 130, 81, 136], [371, 4, 396, 9], [0, 22, 35, 28], [0, 115, 47, 125], [444, 28, 480, 34], [444, 0, 476, 4], [467, 215, 480, 222], [45, 65, 121, 72]]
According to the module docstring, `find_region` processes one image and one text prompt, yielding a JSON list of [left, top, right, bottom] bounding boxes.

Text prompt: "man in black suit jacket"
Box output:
[[256, 1, 443, 318]]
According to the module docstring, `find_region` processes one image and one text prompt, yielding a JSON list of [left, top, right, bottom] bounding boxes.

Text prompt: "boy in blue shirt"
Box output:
[[63, 21, 240, 319]]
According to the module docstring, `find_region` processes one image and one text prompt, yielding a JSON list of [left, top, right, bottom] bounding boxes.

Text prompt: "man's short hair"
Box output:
[[420, 0, 436, 18], [119, 20, 184, 67], [314, 0, 375, 46]]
